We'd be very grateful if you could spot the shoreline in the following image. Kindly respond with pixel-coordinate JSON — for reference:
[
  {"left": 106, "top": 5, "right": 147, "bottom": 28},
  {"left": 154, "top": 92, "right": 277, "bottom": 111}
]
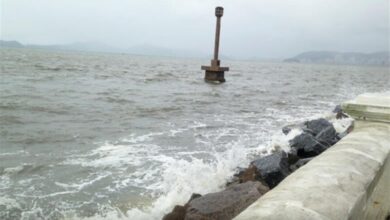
[{"left": 163, "top": 105, "right": 354, "bottom": 219}]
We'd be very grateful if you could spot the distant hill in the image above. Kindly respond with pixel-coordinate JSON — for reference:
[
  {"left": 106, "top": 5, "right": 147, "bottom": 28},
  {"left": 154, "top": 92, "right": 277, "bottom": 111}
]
[
  {"left": 0, "top": 40, "right": 210, "bottom": 59},
  {"left": 0, "top": 40, "right": 24, "bottom": 48},
  {"left": 1, "top": 40, "right": 116, "bottom": 52},
  {"left": 284, "top": 51, "right": 389, "bottom": 66},
  {"left": 3, "top": 40, "right": 387, "bottom": 64},
  {"left": 26, "top": 41, "right": 119, "bottom": 53}
]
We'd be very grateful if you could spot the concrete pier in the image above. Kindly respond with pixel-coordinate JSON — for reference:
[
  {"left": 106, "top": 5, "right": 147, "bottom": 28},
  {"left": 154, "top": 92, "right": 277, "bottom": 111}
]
[{"left": 235, "top": 92, "right": 390, "bottom": 220}]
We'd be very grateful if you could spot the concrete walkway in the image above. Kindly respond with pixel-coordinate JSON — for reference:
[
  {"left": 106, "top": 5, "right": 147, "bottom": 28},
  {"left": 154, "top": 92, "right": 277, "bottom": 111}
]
[{"left": 235, "top": 92, "right": 390, "bottom": 220}]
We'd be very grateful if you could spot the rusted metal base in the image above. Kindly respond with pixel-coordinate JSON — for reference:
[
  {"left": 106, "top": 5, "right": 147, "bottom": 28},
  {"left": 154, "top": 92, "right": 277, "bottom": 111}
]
[
  {"left": 201, "top": 64, "right": 229, "bottom": 83},
  {"left": 204, "top": 70, "right": 226, "bottom": 83}
]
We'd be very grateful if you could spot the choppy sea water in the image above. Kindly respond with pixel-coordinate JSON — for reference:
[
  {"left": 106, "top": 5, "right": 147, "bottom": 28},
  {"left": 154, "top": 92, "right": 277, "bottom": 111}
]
[{"left": 0, "top": 48, "right": 389, "bottom": 219}]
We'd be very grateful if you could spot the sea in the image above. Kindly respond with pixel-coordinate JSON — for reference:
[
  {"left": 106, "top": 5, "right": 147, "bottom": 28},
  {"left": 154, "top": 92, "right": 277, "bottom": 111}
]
[{"left": 0, "top": 48, "right": 389, "bottom": 220}]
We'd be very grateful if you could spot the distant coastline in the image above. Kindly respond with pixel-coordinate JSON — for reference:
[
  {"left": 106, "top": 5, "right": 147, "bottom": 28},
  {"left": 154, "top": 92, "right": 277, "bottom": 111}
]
[
  {"left": 1, "top": 40, "right": 389, "bottom": 66},
  {"left": 284, "top": 51, "right": 389, "bottom": 66},
  {"left": 0, "top": 40, "right": 211, "bottom": 59}
]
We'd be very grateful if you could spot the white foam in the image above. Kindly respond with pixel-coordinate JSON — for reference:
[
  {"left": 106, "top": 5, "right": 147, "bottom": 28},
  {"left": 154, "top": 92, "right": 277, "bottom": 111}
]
[
  {"left": 65, "top": 126, "right": 260, "bottom": 219},
  {"left": 53, "top": 112, "right": 340, "bottom": 219},
  {"left": 54, "top": 173, "right": 111, "bottom": 192},
  {"left": 330, "top": 117, "right": 354, "bottom": 134},
  {"left": 0, "top": 197, "right": 22, "bottom": 210},
  {"left": 63, "top": 142, "right": 161, "bottom": 168},
  {"left": 3, "top": 165, "right": 26, "bottom": 175},
  {"left": 0, "top": 150, "right": 27, "bottom": 156},
  {"left": 124, "top": 140, "right": 252, "bottom": 219},
  {"left": 121, "top": 132, "right": 164, "bottom": 144},
  {"left": 267, "top": 128, "right": 302, "bottom": 154}
]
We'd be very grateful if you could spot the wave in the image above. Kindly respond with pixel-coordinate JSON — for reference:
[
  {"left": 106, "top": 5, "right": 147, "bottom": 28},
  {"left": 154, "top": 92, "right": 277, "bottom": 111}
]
[
  {"left": 33, "top": 64, "right": 86, "bottom": 72},
  {"left": 0, "top": 164, "right": 46, "bottom": 176},
  {"left": 58, "top": 118, "right": 300, "bottom": 219},
  {"left": 0, "top": 115, "right": 24, "bottom": 125}
]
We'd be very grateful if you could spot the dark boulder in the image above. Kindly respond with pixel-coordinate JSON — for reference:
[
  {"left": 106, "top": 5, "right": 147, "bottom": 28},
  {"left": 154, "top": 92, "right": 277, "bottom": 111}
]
[
  {"left": 290, "top": 157, "right": 314, "bottom": 172},
  {"left": 315, "top": 125, "right": 337, "bottom": 146},
  {"left": 290, "top": 132, "right": 317, "bottom": 150},
  {"left": 163, "top": 205, "right": 187, "bottom": 220},
  {"left": 333, "top": 105, "right": 348, "bottom": 119},
  {"left": 251, "top": 152, "right": 290, "bottom": 188},
  {"left": 337, "top": 131, "right": 348, "bottom": 139},
  {"left": 235, "top": 165, "right": 257, "bottom": 183},
  {"left": 185, "top": 181, "right": 268, "bottom": 220},
  {"left": 282, "top": 121, "right": 307, "bottom": 135},
  {"left": 304, "top": 118, "right": 333, "bottom": 136},
  {"left": 291, "top": 118, "right": 339, "bottom": 158},
  {"left": 282, "top": 126, "right": 292, "bottom": 135},
  {"left": 163, "top": 194, "right": 202, "bottom": 220},
  {"left": 287, "top": 148, "right": 300, "bottom": 165},
  {"left": 290, "top": 133, "right": 328, "bottom": 158},
  {"left": 336, "top": 111, "right": 349, "bottom": 119},
  {"left": 233, "top": 167, "right": 248, "bottom": 178},
  {"left": 333, "top": 105, "right": 342, "bottom": 113},
  {"left": 226, "top": 165, "right": 264, "bottom": 188}
]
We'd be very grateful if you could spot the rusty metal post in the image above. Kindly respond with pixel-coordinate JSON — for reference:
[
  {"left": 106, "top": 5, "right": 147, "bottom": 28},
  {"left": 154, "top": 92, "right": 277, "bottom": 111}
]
[
  {"left": 213, "top": 8, "right": 222, "bottom": 61},
  {"left": 201, "top": 6, "right": 229, "bottom": 83}
]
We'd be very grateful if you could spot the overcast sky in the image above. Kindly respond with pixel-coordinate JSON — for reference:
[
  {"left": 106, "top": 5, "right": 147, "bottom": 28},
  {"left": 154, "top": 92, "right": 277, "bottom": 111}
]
[{"left": 1, "top": 0, "right": 389, "bottom": 58}]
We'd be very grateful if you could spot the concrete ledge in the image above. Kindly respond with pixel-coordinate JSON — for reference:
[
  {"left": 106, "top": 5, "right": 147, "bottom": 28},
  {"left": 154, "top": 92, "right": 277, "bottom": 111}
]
[
  {"left": 235, "top": 121, "right": 390, "bottom": 220},
  {"left": 342, "top": 92, "right": 390, "bottom": 123}
]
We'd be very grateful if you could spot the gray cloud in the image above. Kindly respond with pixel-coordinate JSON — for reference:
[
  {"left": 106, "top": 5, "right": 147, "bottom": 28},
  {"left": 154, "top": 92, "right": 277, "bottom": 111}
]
[{"left": 1, "top": 0, "right": 389, "bottom": 58}]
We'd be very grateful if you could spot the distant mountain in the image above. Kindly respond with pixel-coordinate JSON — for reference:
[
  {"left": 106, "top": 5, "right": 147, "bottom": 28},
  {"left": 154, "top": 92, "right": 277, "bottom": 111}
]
[
  {"left": 26, "top": 42, "right": 118, "bottom": 53},
  {"left": 1, "top": 40, "right": 118, "bottom": 53},
  {"left": 0, "top": 40, "right": 209, "bottom": 59},
  {"left": 0, "top": 40, "right": 24, "bottom": 48},
  {"left": 284, "top": 51, "right": 389, "bottom": 66},
  {"left": 5, "top": 40, "right": 386, "bottom": 64}
]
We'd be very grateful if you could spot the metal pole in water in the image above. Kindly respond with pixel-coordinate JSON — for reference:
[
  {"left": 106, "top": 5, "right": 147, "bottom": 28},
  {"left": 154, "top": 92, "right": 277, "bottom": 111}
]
[
  {"left": 213, "top": 7, "right": 222, "bottom": 62},
  {"left": 201, "top": 6, "right": 229, "bottom": 83}
]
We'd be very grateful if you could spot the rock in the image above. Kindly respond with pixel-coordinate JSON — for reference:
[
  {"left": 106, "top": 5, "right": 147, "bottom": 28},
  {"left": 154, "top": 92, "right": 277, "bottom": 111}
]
[
  {"left": 233, "top": 167, "right": 247, "bottom": 177},
  {"left": 315, "top": 125, "right": 337, "bottom": 146},
  {"left": 336, "top": 111, "right": 348, "bottom": 119},
  {"left": 290, "top": 157, "right": 314, "bottom": 172},
  {"left": 337, "top": 131, "right": 348, "bottom": 140},
  {"left": 291, "top": 119, "right": 338, "bottom": 158},
  {"left": 282, "top": 126, "right": 292, "bottom": 135},
  {"left": 290, "top": 133, "right": 317, "bottom": 150},
  {"left": 335, "top": 133, "right": 344, "bottom": 140},
  {"left": 333, "top": 105, "right": 342, "bottom": 113},
  {"left": 236, "top": 165, "right": 257, "bottom": 183},
  {"left": 163, "top": 205, "right": 187, "bottom": 220},
  {"left": 226, "top": 166, "right": 261, "bottom": 187},
  {"left": 333, "top": 105, "right": 348, "bottom": 119},
  {"left": 337, "top": 122, "right": 354, "bottom": 139},
  {"left": 251, "top": 152, "right": 290, "bottom": 188},
  {"left": 225, "top": 176, "right": 240, "bottom": 187},
  {"left": 304, "top": 118, "right": 333, "bottom": 136},
  {"left": 287, "top": 148, "right": 300, "bottom": 165},
  {"left": 290, "top": 133, "right": 328, "bottom": 158},
  {"left": 282, "top": 122, "right": 308, "bottom": 135},
  {"left": 163, "top": 194, "right": 202, "bottom": 220},
  {"left": 185, "top": 181, "right": 268, "bottom": 220}
]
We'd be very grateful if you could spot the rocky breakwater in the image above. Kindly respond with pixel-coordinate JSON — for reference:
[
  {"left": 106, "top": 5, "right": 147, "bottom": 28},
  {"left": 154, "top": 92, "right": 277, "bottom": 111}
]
[{"left": 163, "top": 106, "right": 353, "bottom": 220}]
